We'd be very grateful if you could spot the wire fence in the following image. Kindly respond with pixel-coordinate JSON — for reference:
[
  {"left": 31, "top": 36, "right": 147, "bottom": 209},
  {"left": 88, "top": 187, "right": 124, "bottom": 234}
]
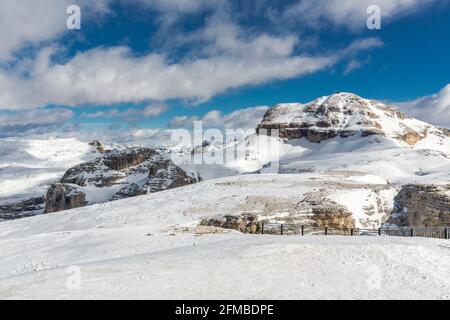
[{"left": 261, "top": 223, "right": 450, "bottom": 240}]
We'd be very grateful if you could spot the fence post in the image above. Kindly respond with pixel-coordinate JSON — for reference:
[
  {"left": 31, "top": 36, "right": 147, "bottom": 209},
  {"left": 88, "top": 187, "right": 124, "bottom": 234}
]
[
  {"left": 410, "top": 228, "right": 414, "bottom": 237},
  {"left": 261, "top": 222, "right": 264, "bottom": 235},
  {"left": 445, "top": 227, "right": 448, "bottom": 240},
  {"left": 378, "top": 228, "right": 381, "bottom": 236},
  {"left": 325, "top": 227, "right": 328, "bottom": 236},
  {"left": 351, "top": 229, "right": 354, "bottom": 236},
  {"left": 281, "top": 224, "right": 284, "bottom": 235},
  {"left": 301, "top": 225, "right": 304, "bottom": 236}
]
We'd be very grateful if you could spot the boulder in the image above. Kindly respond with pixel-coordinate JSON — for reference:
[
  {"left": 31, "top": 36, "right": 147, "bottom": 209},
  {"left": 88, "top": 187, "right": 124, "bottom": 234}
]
[{"left": 44, "top": 183, "right": 87, "bottom": 213}]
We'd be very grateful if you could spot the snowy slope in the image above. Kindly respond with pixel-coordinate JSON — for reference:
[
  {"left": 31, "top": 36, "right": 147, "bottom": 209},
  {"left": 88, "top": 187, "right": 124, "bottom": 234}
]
[
  {"left": 0, "top": 138, "right": 99, "bottom": 205},
  {"left": 0, "top": 176, "right": 448, "bottom": 299},
  {"left": 200, "top": 93, "right": 450, "bottom": 187}
]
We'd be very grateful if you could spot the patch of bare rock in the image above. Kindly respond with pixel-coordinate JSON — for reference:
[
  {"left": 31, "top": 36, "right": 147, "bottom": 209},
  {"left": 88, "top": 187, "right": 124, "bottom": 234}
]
[{"left": 388, "top": 184, "right": 450, "bottom": 227}]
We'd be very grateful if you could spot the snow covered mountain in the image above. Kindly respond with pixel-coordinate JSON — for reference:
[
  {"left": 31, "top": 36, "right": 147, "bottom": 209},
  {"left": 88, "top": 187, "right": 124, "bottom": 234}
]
[
  {"left": 257, "top": 92, "right": 450, "bottom": 150},
  {"left": 0, "top": 138, "right": 101, "bottom": 220},
  {"left": 174, "top": 93, "right": 450, "bottom": 228},
  {"left": 0, "top": 140, "right": 196, "bottom": 219},
  {"left": 44, "top": 147, "right": 196, "bottom": 213},
  {"left": 217, "top": 93, "right": 450, "bottom": 185}
]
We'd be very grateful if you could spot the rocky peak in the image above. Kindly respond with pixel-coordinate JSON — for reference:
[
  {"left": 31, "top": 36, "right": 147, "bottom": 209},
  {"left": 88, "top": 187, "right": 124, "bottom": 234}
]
[
  {"left": 88, "top": 140, "right": 105, "bottom": 153},
  {"left": 44, "top": 147, "right": 196, "bottom": 214},
  {"left": 256, "top": 92, "right": 443, "bottom": 145}
]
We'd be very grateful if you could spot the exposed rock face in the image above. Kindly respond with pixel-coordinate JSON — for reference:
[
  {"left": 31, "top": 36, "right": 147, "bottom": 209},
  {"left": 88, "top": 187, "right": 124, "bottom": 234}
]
[
  {"left": 111, "top": 158, "right": 196, "bottom": 200},
  {"left": 400, "top": 131, "right": 423, "bottom": 146},
  {"left": 201, "top": 193, "right": 356, "bottom": 234},
  {"left": 201, "top": 214, "right": 263, "bottom": 234},
  {"left": 298, "top": 192, "right": 356, "bottom": 229},
  {"left": 0, "top": 197, "right": 45, "bottom": 220},
  {"left": 44, "top": 147, "right": 196, "bottom": 214},
  {"left": 256, "top": 92, "right": 433, "bottom": 145},
  {"left": 388, "top": 184, "right": 450, "bottom": 227},
  {"left": 89, "top": 140, "right": 105, "bottom": 153},
  {"left": 59, "top": 148, "right": 158, "bottom": 188},
  {"left": 146, "top": 159, "right": 196, "bottom": 192},
  {"left": 44, "top": 184, "right": 87, "bottom": 213},
  {"left": 310, "top": 206, "right": 355, "bottom": 229},
  {"left": 103, "top": 148, "right": 156, "bottom": 171}
]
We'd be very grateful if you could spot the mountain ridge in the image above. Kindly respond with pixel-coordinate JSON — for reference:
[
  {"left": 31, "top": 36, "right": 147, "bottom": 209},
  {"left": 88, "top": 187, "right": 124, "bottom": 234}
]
[{"left": 257, "top": 92, "right": 450, "bottom": 150}]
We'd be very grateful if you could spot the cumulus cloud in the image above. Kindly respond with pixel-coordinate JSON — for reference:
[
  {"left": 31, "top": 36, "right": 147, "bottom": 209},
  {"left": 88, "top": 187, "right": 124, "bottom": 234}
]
[
  {"left": 134, "top": 0, "right": 224, "bottom": 19},
  {"left": 0, "top": 0, "right": 109, "bottom": 62},
  {"left": 0, "top": 0, "right": 221, "bottom": 62},
  {"left": 0, "top": 35, "right": 384, "bottom": 110},
  {"left": 0, "top": 1, "right": 395, "bottom": 111},
  {"left": 134, "top": 0, "right": 223, "bottom": 13},
  {"left": 81, "top": 104, "right": 168, "bottom": 119},
  {"left": 284, "top": 0, "right": 439, "bottom": 30},
  {"left": 396, "top": 84, "right": 450, "bottom": 128},
  {"left": 169, "top": 106, "right": 269, "bottom": 129},
  {"left": 0, "top": 108, "right": 74, "bottom": 137}
]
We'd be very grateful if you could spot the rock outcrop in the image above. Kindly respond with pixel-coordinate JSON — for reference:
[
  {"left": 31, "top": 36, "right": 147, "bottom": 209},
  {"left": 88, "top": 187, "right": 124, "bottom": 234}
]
[
  {"left": 200, "top": 193, "right": 356, "bottom": 234},
  {"left": 310, "top": 205, "right": 355, "bottom": 229},
  {"left": 388, "top": 184, "right": 450, "bottom": 227},
  {"left": 44, "top": 147, "right": 196, "bottom": 213},
  {"left": 0, "top": 197, "right": 45, "bottom": 220},
  {"left": 88, "top": 140, "right": 105, "bottom": 153},
  {"left": 201, "top": 214, "right": 263, "bottom": 234},
  {"left": 44, "top": 184, "right": 87, "bottom": 213}
]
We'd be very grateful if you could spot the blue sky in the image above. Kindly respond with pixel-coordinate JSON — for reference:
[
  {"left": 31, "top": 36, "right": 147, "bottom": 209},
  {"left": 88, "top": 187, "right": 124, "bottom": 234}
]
[{"left": 0, "top": 0, "right": 449, "bottom": 138}]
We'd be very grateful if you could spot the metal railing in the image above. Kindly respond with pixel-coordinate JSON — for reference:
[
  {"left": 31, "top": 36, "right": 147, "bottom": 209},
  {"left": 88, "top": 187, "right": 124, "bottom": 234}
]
[{"left": 260, "top": 223, "right": 450, "bottom": 240}]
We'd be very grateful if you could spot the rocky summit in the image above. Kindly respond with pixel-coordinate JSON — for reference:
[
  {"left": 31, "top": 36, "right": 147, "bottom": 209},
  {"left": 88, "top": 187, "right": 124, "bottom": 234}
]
[
  {"left": 257, "top": 92, "right": 449, "bottom": 146},
  {"left": 44, "top": 147, "right": 196, "bottom": 213}
]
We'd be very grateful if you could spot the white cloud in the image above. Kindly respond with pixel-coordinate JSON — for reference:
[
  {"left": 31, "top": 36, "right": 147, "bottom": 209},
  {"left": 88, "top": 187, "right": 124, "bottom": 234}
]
[
  {"left": 134, "top": 0, "right": 223, "bottom": 12},
  {"left": 0, "top": 44, "right": 333, "bottom": 109},
  {"left": 81, "top": 109, "right": 120, "bottom": 119},
  {"left": 0, "top": 1, "right": 388, "bottom": 110},
  {"left": 135, "top": 0, "right": 224, "bottom": 14},
  {"left": 0, "top": 0, "right": 109, "bottom": 62},
  {"left": 169, "top": 106, "right": 269, "bottom": 129},
  {"left": 0, "top": 108, "right": 74, "bottom": 137},
  {"left": 81, "top": 104, "right": 168, "bottom": 119},
  {"left": 0, "top": 34, "right": 383, "bottom": 110},
  {"left": 396, "top": 84, "right": 450, "bottom": 128},
  {"left": 143, "top": 104, "right": 168, "bottom": 117},
  {"left": 285, "top": 0, "right": 439, "bottom": 30},
  {"left": 0, "top": 0, "right": 222, "bottom": 62}
]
